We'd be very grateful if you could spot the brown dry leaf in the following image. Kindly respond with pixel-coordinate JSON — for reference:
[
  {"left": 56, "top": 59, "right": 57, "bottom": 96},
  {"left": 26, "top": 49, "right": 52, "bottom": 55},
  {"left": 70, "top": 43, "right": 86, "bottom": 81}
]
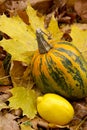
[
  {"left": 28, "top": 116, "right": 69, "bottom": 129},
  {"left": 30, "top": 0, "right": 68, "bottom": 15},
  {"left": 0, "top": 46, "right": 11, "bottom": 85},
  {"left": 67, "top": 0, "right": 76, "bottom": 6},
  {"left": 0, "top": 0, "right": 29, "bottom": 15},
  {"left": 54, "top": 1, "right": 76, "bottom": 25},
  {"left": 29, "top": 0, "right": 52, "bottom": 14},
  {"left": 0, "top": 91, "right": 12, "bottom": 102},
  {"left": 61, "top": 33, "right": 72, "bottom": 42},
  {"left": 0, "top": 100, "right": 9, "bottom": 110},
  {"left": 17, "top": 10, "right": 29, "bottom": 25},
  {"left": 0, "top": 111, "right": 20, "bottom": 130},
  {"left": 69, "top": 98, "right": 87, "bottom": 130},
  {"left": 53, "top": 0, "right": 68, "bottom": 7},
  {"left": 10, "top": 60, "right": 27, "bottom": 86},
  {"left": 74, "top": 0, "right": 87, "bottom": 22},
  {"left": 73, "top": 102, "right": 87, "bottom": 119},
  {"left": 76, "top": 23, "right": 87, "bottom": 30},
  {"left": 30, "top": 117, "right": 49, "bottom": 129},
  {"left": 0, "top": 86, "right": 12, "bottom": 92},
  {"left": 0, "top": 0, "right": 6, "bottom": 5},
  {"left": 0, "top": 61, "right": 10, "bottom": 85}
]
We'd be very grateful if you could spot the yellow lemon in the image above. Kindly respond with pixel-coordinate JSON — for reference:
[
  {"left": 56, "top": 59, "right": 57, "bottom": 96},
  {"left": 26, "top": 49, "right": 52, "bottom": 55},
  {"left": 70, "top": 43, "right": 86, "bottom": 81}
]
[{"left": 37, "top": 93, "right": 74, "bottom": 125}]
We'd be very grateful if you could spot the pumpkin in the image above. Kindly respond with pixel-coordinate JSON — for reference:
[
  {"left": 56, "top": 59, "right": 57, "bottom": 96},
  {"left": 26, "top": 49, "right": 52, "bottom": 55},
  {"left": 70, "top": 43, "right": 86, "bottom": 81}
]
[{"left": 31, "top": 29, "right": 87, "bottom": 99}]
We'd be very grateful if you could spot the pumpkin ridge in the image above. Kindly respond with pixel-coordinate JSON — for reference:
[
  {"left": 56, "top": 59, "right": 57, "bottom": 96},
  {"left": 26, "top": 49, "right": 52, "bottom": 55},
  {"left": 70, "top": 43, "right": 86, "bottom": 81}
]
[
  {"left": 59, "top": 54, "right": 85, "bottom": 93},
  {"left": 45, "top": 54, "right": 72, "bottom": 96},
  {"left": 40, "top": 54, "right": 62, "bottom": 93},
  {"left": 53, "top": 49, "right": 86, "bottom": 94},
  {"left": 57, "top": 47, "right": 87, "bottom": 72},
  {"left": 53, "top": 47, "right": 87, "bottom": 81}
]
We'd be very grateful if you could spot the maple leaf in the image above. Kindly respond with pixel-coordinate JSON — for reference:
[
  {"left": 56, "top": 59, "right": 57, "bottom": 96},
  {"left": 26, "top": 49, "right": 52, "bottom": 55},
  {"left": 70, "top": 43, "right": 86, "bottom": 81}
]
[
  {"left": 9, "top": 86, "right": 37, "bottom": 119},
  {"left": 20, "top": 124, "right": 34, "bottom": 130},
  {"left": 0, "top": 3, "right": 62, "bottom": 65},
  {"left": 70, "top": 23, "right": 87, "bottom": 62}
]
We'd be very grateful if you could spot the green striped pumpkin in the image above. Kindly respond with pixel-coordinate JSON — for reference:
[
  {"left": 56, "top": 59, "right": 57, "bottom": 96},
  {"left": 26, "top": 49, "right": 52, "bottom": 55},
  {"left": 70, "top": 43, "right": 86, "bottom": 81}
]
[{"left": 31, "top": 29, "right": 87, "bottom": 99}]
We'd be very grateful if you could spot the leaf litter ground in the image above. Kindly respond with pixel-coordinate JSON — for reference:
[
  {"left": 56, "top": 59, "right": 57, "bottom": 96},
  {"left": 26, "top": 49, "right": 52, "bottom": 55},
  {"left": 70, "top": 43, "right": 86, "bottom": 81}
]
[{"left": 0, "top": 0, "right": 87, "bottom": 130}]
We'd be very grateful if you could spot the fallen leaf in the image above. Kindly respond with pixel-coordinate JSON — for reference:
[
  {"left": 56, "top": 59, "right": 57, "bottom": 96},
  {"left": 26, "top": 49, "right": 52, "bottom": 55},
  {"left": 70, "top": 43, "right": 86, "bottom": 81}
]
[
  {"left": 21, "top": 124, "right": 34, "bottom": 130},
  {"left": 0, "top": 91, "right": 12, "bottom": 102},
  {"left": 46, "top": 15, "right": 63, "bottom": 42},
  {"left": 0, "top": 46, "right": 11, "bottom": 85},
  {"left": 0, "top": 3, "right": 63, "bottom": 94},
  {"left": 28, "top": 116, "right": 69, "bottom": 129},
  {"left": 10, "top": 108, "right": 23, "bottom": 117},
  {"left": 73, "top": 103, "right": 87, "bottom": 119},
  {"left": 0, "top": 86, "right": 12, "bottom": 92},
  {"left": 30, "top": 117, "right": 49, "bottom": 129},
  {"left": 29, "top": 0, "right": 52, "bottom": 14},
  {"left": 5, "top": 0, "right": 28, "bottom": 16},
  {"left": 61, "top": 32, "right": 72, "bottom": 42},
  {"left": 0, "top": 61, "right": 10, "bottom": 85},
  {"left": 0, "top": 14, "right": 37, "bottom": 64},
  {"left": 0, "top": 0, "right": 6, "bottom": 5},
  {"left": 9, "top": 86, "right": 37, "bottom": 119},
  {"left": 17, "top": 10, "right": 29, "bottom": 25},
  {"left": 10, "top": 60, "right": 27, "bottom": 86},
  {"left": 70, "top": 24, "right": 87, "bottom": 62},
  {"left": 0, "top": 100, "right": 9, "bottom": 110},
  {"left": 0, "top": 3, "right": 63, "bottom": 65},
  {"left": 74, "top": 0, "right": 87, "bottom": 22},
  {"left": 10, "top": 60, "right": 35, "bottom": 88},
  {"left": 67, "top": 0, "right": 76, "bottom": 6},
  {"left": 0, "top": 111, "right": 20, "bottom": 130},
  {"left": 75, "top": 23, "right": 87, "bottom": 30}
]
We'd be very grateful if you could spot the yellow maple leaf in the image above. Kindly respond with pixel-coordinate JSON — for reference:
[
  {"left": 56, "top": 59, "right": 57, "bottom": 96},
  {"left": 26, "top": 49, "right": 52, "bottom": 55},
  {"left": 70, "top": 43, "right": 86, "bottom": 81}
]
[
  {"left": 0, "top": 14, "right": 36, "bottom": 65},
  {"left": 9, "top": 86, "right": 37, "bottom": 119},
  {"left": 21, "top": 124, "right": 34, "bottom": 130},
  {"left": 70, "top": 24, "right": 87, "bottom": 62},
  {"left": 0, "top": 3, "right": 62, "bottom": 65}
]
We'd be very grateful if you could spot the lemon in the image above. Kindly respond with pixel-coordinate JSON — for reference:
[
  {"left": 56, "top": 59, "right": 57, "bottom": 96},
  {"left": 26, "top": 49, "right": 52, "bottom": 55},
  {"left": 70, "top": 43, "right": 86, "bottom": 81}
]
[{"left": 37, "top": 93, "right": 74, "bottom": 125}]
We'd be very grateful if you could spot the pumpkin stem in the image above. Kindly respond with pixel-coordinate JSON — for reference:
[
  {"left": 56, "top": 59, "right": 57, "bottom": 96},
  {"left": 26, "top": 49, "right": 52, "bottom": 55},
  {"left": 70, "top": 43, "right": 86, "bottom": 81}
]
[{"left": 36, "top": 29, "right": 53, "bottom": 54}]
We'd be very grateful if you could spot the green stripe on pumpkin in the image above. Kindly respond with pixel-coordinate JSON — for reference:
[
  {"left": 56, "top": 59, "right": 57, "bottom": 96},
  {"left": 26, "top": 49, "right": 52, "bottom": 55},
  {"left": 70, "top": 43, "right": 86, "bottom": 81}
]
[
  {"left": 45, "top": 55, "right": 73, "bottom": 96},
  {"left": 53, "top": 50, "right": 86, "bottom": 94},
  {"left": 57, "top": 48, "right": 87, "bottom": 72}
]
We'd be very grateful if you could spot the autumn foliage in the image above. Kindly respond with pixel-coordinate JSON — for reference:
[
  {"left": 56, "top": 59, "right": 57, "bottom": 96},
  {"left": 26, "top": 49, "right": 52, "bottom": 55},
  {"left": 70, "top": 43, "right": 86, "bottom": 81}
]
[{"left": 0, "top": 0, "right": 87, "bottom": 130}]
